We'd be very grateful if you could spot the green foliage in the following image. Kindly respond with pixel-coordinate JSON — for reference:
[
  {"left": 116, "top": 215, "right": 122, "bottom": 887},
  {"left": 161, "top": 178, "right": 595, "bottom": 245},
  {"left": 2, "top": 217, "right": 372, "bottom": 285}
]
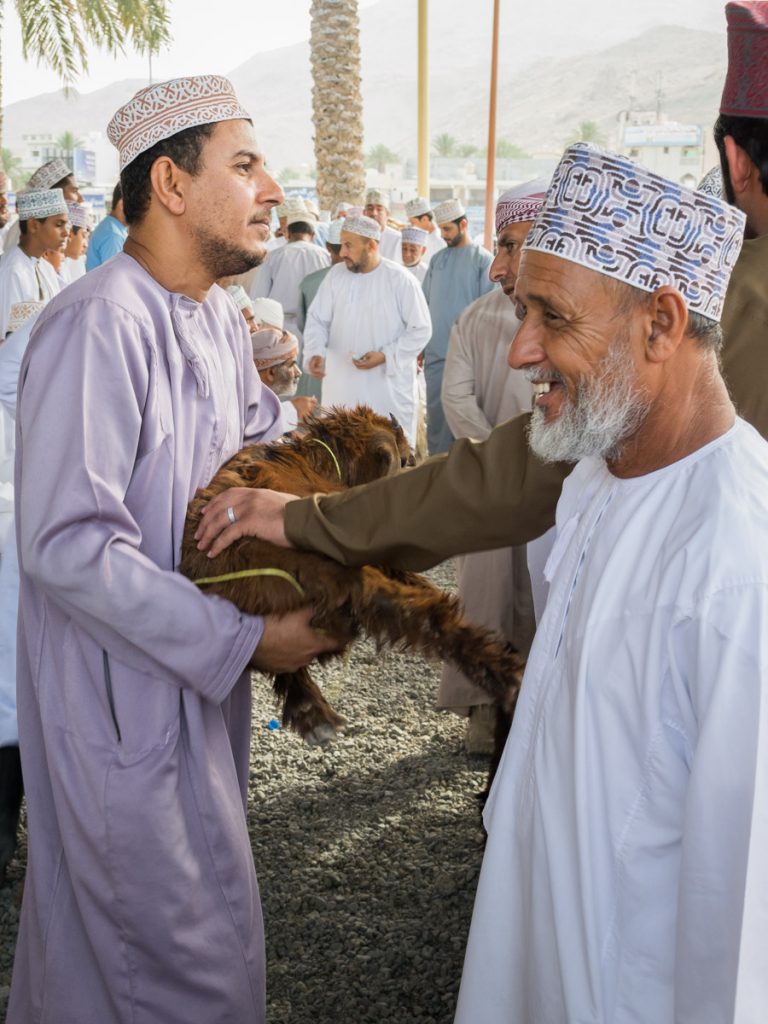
[
  {"left": 566, "top": 120, "right": 606, "bottom": 146},
  {"left": 432, "top": 133, "right": 458, "bottom": 157},
  {"left": 279, "top": 167, "right": 300, "bottom": 183},
  {"left": 1, "top": 147, "right": 25, "bottom": 181},
  {"left": 13, "top": 0, "right": 172, "bottom": 83},
  {"left": 365, "top": 143, "right": 399, "bottom": 173},
  {"left": 495, "top": 137, "right": 529, "bottom": 159},
  {"left": 478, "top": 137, "right": 530, "bottom": 159},
  {"left": 456, "top": 144, "right": 478, "bottom": 158},
  {"left": 56, "top": 130, "right": 84, "bottom": 155}
]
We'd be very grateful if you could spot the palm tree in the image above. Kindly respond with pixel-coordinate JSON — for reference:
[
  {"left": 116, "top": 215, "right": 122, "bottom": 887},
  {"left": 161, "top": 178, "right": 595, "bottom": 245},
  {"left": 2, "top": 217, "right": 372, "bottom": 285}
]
[
  {"left": 56, "top": 130, "right": 85, "bottom": 161},
  {"left": 365, "top": 143, "right": 399, "bottom": 173},
  {"left": 310, "top": 0, "right": 365, "bottom": 212},
  {"left": 566, "top": 120, "right": 606, "bottom": 147},
  {"left": 433, "top": 133, "right": 458, "bottom": 158},
  {"left": 0, "top": 0, "right": 172, "bottom": 151},
  {"left": 0, "top": 145, "right": 25, "bottom": 184}
]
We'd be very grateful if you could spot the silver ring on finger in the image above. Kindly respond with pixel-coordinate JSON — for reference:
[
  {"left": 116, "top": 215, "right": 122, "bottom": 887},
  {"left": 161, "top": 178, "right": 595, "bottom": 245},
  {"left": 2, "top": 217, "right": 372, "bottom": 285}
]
[{"left": 226, "top": 505, "right": 237, "bottom": 525}]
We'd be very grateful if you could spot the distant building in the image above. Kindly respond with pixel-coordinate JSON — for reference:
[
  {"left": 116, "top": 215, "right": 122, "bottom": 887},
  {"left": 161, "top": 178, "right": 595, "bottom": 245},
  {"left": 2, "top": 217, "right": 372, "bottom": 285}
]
[
  {"left": 617, "top": 111, "right": 705, "bottom": 187},
  {"left": 17, "top": 130, "right": 118, "bottom": 189}
]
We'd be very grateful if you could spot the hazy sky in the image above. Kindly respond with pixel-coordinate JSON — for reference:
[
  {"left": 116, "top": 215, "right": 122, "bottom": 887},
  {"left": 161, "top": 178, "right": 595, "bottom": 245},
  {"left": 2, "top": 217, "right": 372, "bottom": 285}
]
[{"left": 2, "top": 0, "right": 380, "bottom": 106}]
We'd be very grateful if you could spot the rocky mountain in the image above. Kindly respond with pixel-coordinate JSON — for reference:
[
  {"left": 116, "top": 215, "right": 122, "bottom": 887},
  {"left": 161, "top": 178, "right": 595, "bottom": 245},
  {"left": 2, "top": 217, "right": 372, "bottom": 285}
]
[{"left": 3, "top": 0, "right": 727, "bottom": 173}]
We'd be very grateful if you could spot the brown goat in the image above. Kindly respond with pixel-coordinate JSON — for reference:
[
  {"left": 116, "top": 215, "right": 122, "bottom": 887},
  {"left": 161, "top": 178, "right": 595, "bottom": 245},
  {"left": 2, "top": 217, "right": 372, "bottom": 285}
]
[{"left": 180, "top": 406, "right": 525, "bottom": 745}]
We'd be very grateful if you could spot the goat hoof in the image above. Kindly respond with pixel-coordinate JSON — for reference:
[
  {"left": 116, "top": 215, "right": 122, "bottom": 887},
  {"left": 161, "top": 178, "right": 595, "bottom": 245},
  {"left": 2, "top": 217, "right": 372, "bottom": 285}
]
[{"left": 303, "top": 721, "right": 344, "bottom": 747}]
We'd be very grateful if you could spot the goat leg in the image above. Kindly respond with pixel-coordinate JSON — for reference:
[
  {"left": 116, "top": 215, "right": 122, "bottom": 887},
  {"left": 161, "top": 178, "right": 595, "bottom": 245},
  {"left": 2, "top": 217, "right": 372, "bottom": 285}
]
[
  {"left": 272, "top": 666, "right": 347, "bottom": 746},
  {"left": 354, "top": 568, "right": 524, "bottom": 711}
]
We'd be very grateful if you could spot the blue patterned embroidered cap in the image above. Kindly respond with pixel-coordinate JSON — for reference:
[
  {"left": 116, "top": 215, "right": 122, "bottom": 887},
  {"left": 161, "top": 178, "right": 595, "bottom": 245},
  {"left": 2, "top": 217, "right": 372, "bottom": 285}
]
[
  {"left": 402, "top": 226, "right": 428, "bottom": 245},
  {"left": 523, "top": 144, "right": 746, "bottom": 322},
  {"left": 16, "top": 188, "right": 68, "bottom": 221}
]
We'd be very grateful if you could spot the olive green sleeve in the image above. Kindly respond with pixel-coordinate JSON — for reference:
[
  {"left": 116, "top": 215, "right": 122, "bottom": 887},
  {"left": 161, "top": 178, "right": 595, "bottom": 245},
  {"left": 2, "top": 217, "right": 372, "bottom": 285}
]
[{"left": 284, "top": 412, "right": 571, "bottom": 571}]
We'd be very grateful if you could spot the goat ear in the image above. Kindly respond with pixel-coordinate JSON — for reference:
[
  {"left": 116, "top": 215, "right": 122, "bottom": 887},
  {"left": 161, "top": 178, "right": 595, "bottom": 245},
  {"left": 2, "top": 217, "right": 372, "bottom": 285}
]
[{"left": 372, "top": 435, "right": 399, "bottom": 477}]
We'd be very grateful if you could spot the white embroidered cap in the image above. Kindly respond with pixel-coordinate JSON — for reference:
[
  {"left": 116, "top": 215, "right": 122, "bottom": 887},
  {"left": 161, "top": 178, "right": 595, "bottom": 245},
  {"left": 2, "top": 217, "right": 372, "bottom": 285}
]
[
  {"left": 286, "top": 210, "right": 315, "bottom": 229},
  {"left": 495, "top": 176, "right": 550, "bottom": 234},
  {"left": 27, "top": 159, "right": 72, "bottom": 191},
  {"left": 7, "top": 300, "right": 45, "bottom": 334},
  {"left": 341, "top": 214, "right": 382, "bottom": 241},
  {"left": 333, "top": 201, "right": 352, "bottom": 216},
  {"left": 405, "top": 196, "right": 432, "bottom": 217},
  {"left": 402, "top": 226, "right": 428, "bottom": 246},
  {"left": 365, "top": 189, "right": 390, "bottom": 208},
  {"left": 524, "top": 143, "right": 746, "bottom": 322},
  {"left": 326, "top": 218, "right": 344, "bottom": 245},
  {"left": 226, "top": 285, "right": 252, "bottom": 311},
  {"left": 251, "top": 296, "right": 284, "bottom": 330},
  {"left": 282, "top": 196, "right": 308, "bottom": 214},
  {"left": 17, "top": 188, "right": 68, "bottom": 221},
  {"left": 66, "top": 202, "right": 93, "bottom": 230},
  {"left": 697, "top": 166, "right": 723, "bottom": 199},
  {"left": 432, "top": 198, "right": 466, "bottom": 224},
  {"left": 107, "top": 74, "right": 252, "bottom": 171}
]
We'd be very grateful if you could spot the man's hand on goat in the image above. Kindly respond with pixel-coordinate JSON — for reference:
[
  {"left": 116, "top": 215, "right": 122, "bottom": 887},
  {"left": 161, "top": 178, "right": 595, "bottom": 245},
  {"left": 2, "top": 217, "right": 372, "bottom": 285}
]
[
  {"left": 195, "top": 487, "right": 296, "bottom": 557},
  {"left": 252, "top": 607, "right": 342, "bottom": 673}
]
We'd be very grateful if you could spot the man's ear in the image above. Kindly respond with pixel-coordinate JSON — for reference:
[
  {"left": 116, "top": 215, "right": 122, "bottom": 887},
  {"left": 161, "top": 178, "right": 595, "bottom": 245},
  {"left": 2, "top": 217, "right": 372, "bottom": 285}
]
[
  {"left": 645, "top": 287, "right": 688, "bottom": 364},
  {"left": 148, "top": 157, "right": 188, "bottom": 216},
  {"left": 723, "top": 135, "right": 755, "bottom": 196}
]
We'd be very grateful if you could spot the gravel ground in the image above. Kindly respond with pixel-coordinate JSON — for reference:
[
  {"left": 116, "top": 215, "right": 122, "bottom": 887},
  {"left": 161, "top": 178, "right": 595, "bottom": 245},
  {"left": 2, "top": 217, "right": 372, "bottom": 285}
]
[{"left": 0, "top": 562, "right": 493, "bottom": 1023}]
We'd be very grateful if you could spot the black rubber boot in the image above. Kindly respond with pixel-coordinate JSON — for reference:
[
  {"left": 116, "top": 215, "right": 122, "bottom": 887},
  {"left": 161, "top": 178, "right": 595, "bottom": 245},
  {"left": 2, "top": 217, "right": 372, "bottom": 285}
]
[{"left": 0, "top": 744, "right": 24, "bottom": 886}]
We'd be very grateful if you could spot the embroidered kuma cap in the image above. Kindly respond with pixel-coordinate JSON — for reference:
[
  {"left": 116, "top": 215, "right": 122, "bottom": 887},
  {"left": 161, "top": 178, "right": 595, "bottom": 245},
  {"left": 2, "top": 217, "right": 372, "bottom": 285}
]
[
  {"left": 495, "top": 176, "right": 550, "bottom": 234},
  {"left": 697, "top": 166, "right": 724, "bottom": 199},
  {"left": 226, "top": 285, "right": 252, "bottom": 311},
  {"left": 405, "top": 196, "right": 432, "bottom": 217},
  {"left": 342, "top": 214, "right": 382, "bottom": 241},
  {"left": 365, "top": 189, "right": 390, "bottom": 208},
  {"left": 720, "top": 1, "right": 768, "bottom": 118},
  {"left": 107, "top": 74, "right": 252, "bottom": 170},
  {"left": 326, "top": 218, "right": 345, "bottom": 245},
  {"left": 523, "top": 143, "right": 746, "bottom": 323},
  {"left": 27, "top": 158, "right": 72, "bottom": 191},
  {"left": 66, "top": 202, "right": 93, "bottom": 230},
  {"left": 432, "top": 199, "right": 466, "bottom": 224},
  {"left": 402, "top": 226, "right": 428, "bottom": 246},
  {"left": 17, "top": 188, "right": 68, "bottom": 221}
]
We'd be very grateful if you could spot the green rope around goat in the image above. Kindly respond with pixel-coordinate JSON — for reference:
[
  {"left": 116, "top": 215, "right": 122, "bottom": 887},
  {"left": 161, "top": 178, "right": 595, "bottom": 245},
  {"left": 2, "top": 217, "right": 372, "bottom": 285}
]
[
  {"left": 194, "top": 567, "right": 306, "bottom": 598},
  {"left": 309, "top": 438, "right": 342, "bottom": 480}
]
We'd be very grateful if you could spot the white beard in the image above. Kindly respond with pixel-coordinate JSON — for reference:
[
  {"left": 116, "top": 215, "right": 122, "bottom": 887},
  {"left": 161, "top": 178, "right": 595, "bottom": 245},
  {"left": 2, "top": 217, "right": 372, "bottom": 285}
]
[{"left": 527, "top": 339, "right": 651, "bottom": 464}]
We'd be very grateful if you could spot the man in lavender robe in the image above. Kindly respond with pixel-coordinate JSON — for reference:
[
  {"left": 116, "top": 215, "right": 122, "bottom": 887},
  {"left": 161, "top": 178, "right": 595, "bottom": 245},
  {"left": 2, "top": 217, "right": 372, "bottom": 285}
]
[{"left": 7, "top": 75, "right": 338, "bottom": 1024}]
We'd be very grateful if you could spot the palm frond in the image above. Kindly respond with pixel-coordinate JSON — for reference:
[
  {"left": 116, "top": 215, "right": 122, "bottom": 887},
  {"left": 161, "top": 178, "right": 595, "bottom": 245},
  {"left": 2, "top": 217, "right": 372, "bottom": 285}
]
[
  {"left": 74, "top": 0, "right": 124, "bottom": 54},
  {"left": 115, "top": 0, "right": 171, "bottom": 54},
  {"left": 15, "top": 0, "right": 88, "bottom": 81}
]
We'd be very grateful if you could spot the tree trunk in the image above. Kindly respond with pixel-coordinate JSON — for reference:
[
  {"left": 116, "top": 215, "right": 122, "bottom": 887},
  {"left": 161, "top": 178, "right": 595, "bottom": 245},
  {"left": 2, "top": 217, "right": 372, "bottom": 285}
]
[{"left": 310, "top": 0, "right": 366, "bottom": 214}]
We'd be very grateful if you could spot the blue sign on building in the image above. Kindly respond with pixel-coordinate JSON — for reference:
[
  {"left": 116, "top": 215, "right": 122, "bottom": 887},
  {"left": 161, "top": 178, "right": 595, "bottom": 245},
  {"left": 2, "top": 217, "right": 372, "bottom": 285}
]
[{"left": 73, "top": 149, "right": 97, "bottom": 184}]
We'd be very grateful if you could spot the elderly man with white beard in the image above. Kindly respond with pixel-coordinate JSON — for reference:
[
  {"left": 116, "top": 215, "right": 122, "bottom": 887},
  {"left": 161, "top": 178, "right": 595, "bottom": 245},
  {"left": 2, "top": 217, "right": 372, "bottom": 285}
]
[
  {"left": 452, "top": 144, "right": 768, "bottom": 1024},
  {"left": 197, "top": 144, "right": 768, "bottom": 1024},
  {"left": 251, "top": 325, "right": 314, "bottom": 429}
]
